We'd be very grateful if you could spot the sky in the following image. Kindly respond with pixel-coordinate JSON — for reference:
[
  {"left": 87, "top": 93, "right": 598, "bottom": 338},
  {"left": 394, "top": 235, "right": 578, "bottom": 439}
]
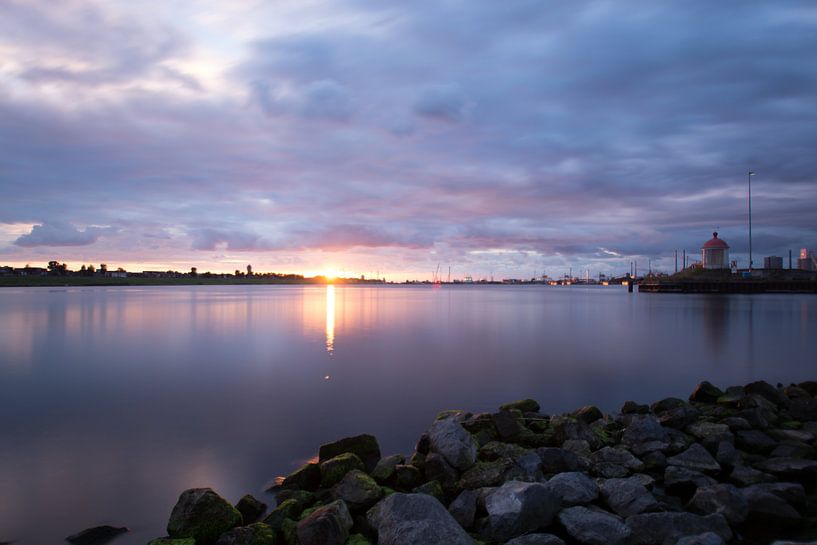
[{"left": 1, "top": 0, "right": 816, "bottom": 280}]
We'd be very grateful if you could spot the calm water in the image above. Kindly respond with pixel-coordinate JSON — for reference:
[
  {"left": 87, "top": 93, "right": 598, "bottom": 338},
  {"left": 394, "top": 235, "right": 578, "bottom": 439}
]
[{"left": 0, "top": 285, "right": 815, "bottom": 543}]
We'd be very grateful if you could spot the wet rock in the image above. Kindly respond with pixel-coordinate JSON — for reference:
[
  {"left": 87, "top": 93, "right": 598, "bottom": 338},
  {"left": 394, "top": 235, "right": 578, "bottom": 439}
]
[
  {"left": 371, "top": 454, "right": 405, "bottom": 483},
  {"left": 297, "top": 500, "right": 353, "bottom": 545},
  {"left": 483, "top": 481, "right": 560, "bottom": 541},
  {"left": 690, "top": 382, "right": 724, "bottom": 403},
  {"left": 500, "top": 399, "right": 541, "bottom": 413},
  {"left": 600, "top": 477, "right": 659, "bottom": 517},
  {"left": 687, "top": 484, "right": 748, "bottom": 525},
  {"left": 66, "top": 525, "right": 128, "bottom": 545},
  {"left": 626, "top": 512, "right": 732, "bottom": 545},
  {"left": 167, "top": 488, "right": 242, "bottom": 545},
  {"left": 728, "top": 464, "right": 776, "bottom": 487},
  {"left": 320, "top": 453, "right": 365, "bottom": 488},
  {"left": 574, "top": 405, "right": 604, "bottom": 425},
  {"left": 558, "top": 506, "right": 631, "bottom": 545},
  {"left": 675, "top": 533, "right": 724, "bottom": 545},
  {"left": 235, "top": 495, "right": 266, "bottom": 525},
  {"left": 214, "top": 523, "right": 275, "bottom": 545},
  {"left": 333, "top": 469, "right": 382, "bottom": 510},
  {"left": 736, "top": 430, "right": 777, "bottom": 454},
  {"left": 367, "top": 493, "right": 475, "bottom": 545},
  {"left": 745, "top": 381, "right": 788, "bottom": 407},
  {"left": 742, "top": 486, "right": 803, "bottom": 525},
  {"left": 428, "top": 416, "right": 478, "bottom": 471},
  {"left": 623, "top": 415, "right": 670, "bottom": 455},
  {"left": 666, "top": 444, "right": 720, "bottom": 473},
  {"left": 548, "top": 471, "right": 599, "bottom": 506},
  {"left": 448, "top": 489, "right": 479, "bottom": 529},
  {"left": 505, "top": 534, "right": 566, "bottom": 545},
  {"left": 538, "top": 447, "right": 580, "bottom": 473},
  {"left": 319, "top": 434, "right": 381, "bottom": 472},
  {"left": 280, "top": 462, "right": 321, "bottom": 492}
]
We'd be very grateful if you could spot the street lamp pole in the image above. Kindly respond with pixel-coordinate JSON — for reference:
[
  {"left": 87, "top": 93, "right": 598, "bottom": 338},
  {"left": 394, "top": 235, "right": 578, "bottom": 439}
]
[{"left": 748, "top": 170, "right": 755, "bottom": 272}]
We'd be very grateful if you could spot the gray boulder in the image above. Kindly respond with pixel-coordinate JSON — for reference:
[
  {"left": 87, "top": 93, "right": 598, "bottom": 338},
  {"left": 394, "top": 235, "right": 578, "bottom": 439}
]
[
  {"left": 742, "top": 486, "right": 803, "bottom": 525},
  {"left": 675, "top": 533, "right": 724, "bottom": 545},
  {"left": 558, "top": 506, "right": 631, "bottom": 545},
  {"left": 367, "top": 493, "right": 475, "bottom": 545},
  {"left": 297, "top": 500, "right": 353, "bottom": 545},
  {"left": 664, "top": 466, "right": 717, "bottom": 492},
  {"left": 235, "top": 494, "right": 266, "bottom": 525},
  {"left": 755, "top": 457, "right": 817, "bottom": 482},
  {"left": 747, "top": 482, "right": 806, "bottom": 507},
  {"left": 505, "top": 534, "right": 566, "bottom": 545},
  {"left": 687, "top": 484, "right": 748, "bottom": 525},
  {"left": 689, "top": 381, "right": 724, "bottom": 403},
  {"left": 483, "top": 481, "right": 560, "bottom": 541},
  {"left": 626, "top": 512, "right": 732, "bottom": 545},
  {"left": 538, "top": 447, "right": 580, "bottom": 473},
  {"left": 167, "top": 488, "right": 242, "bottom": 545},
  {"left": 728, "top": 464, "right": 775, "bottom": 487},
  {"left": 448, "top": 489, "right": 479, "bottom": 529},
  {"left": 371, "top": 454, "right": 405, "bottom": 483},
  {"left": 332, "top": 469, "right": 382, "bottom": 510},
  {"left": 429, "top": 416, "right": 478, "bottom": 471},
  {"left": 319, "top": 434, "right": 381, "bottom": 472},
  {"left": 666, "top": 444, "right": 720, "bottom": 473},
  {"left": 214, "top": 523, "right": 275, "bottom": 545},
  {"left": 591, "top": 447, "right": 645, "bottom": 471},
  {"left": 623, "top": 415, "right": 670, "bottom": 455},
  {"left": 600, "top": 477, "right": 659, "bottom": 517},
  {"left": 548, "top": 472, "right": 599, "bottom": 506}
]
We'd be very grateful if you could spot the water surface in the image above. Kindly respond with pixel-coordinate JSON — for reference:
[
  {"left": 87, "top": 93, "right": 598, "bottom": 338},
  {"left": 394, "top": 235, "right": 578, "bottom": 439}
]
[{"left": 0, "top": 285, "right": 815, "bottom": 543}]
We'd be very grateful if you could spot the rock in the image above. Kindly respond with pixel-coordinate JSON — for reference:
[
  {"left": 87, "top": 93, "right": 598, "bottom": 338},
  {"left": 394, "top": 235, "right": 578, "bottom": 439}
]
[
  {"left": 537, "top": 447, "right": 580, "bottom": 473},
  {"left": 642, "top": 451, "right": 668, "bottom": 472},
  {"left": 798, "top": 380, "right": 817, "bottom": 395},
  {"left": 458, "top": 460, "right": 508, "bottom": 489},
  {"left": 687, "top": 484, "right": 748, "bottom": 525},
  {"left": 345, "top": 534, "right": 372, "bottom": 545},
  {"left": 367, "top": 493, "right": 475, "bottom": 545},
  {"left": 789, "top": 397, "right": 817, "bottom": 421},
  {"left": 736, "top": 408, "right": 770, "bottom": 429},
  {"left": 575, "top": 405, "right": 604, "bottom": 424},
  {"left": 747, "top": 482, "right": 806, "bottom": 507},
  {"left": 504, "top": 451, "right": 544, "bottom": 482},
  {"left": 235, "top": 495, "right": 267, "bottom": 525},
  {"left": 493, "top": 410, "right": 525, "bottom": 441},
  {"left": 483, "top": 481, "right": 560, "bottom": 541},
  {"left": 320, "top": 453, "right": 365, "bottom": 488},
  {"left": 591, "top": 446, "right": 645, "bottom": 471},
  {"left": 728, "top": 464, "right": 776, "bottom": 487},
  {"left": 281, "top": 463, "right": 321, "bottom": 491},
  {"left": 721, "top": 417, "right": 752, "bottom": 431},
  {"left": 296, "top": 500, "right": 353, "bottom": 545},
  {"left": 664, "top": 466, "right": 717, "bottom": 495},
  {"left": 548, "top": 471, "right": 599, "bottom": 506},
  {"left": 736, "top": 430, "right": 777, "bottom": 454},
  {"left": 428, "top": 416, "right": 478, "bottom": 471},
  {"left": 558, "top": 506, "right": 631, "bottom": 545},
  {"left": 262, "top": 498, "right": 303, "bottom": 530},
  {"left": 147, "top": 539, "right": 196, "bottom": 545},
  {"left": 66, "top": 525, "right": 128, "bottom": 545},
  {"left": 675, "top": 533, "right": 724, "bottom": 545},
  {"left": 621, "top": 401, "right": 650, "bottom": 414},
  {"left": 505, "top": 534, "right": 566, "bottom": 545},
  {"left": 600, "top": 477, "right": 659, "bottom": 517},
  {"left": 593, "top": 462, "right": 631, "bottom": 478},
  {"left": 666, "top": 444, "right": 720, "bottom": 473},
  {"left": 754, "top": 457, "right": 817, "bottom": 482},
  {"left": 742, "top": 486, "right": 802, "bottom": 525},
  {"left": 626, "top": 512, "right": 732, "bottom": 545},
  {"left": 686, "top": 422, "right": 731, "bottom": 442},
  {"left": 745, "top": 381, "right": 788, "bottom": 406},
  {"left": 480, "top": 441, "right": 529, "bottom": 461},
  {"left": 716, "top": 386, "right": 746, "bottom": 406},
  {"left": 424, "top": 452, "right": 459, "bottom": 490},
  {"left": 391, "top": 464, "right": 422, "bottom": 490},
  {"left": 767, "top": 428, "right": 815, "bottom": 443},
  {"left": 448, "top": 489, "right": 479, "bottom": 529},
  {"left": 714, "top": 441, "right": 739, "bottom": 469},
  {"left": 770, "top": 442, "right": 817, "bottom": 459},
  {"left": 371, "top": 454, "right": 405, "bottom": 483},
  {"left": 333, "top": 469, "right": 382, "bottom": 510},
  {"left": 622, "top": 415, "right": 670, "bottom": 455},
  {"left": 500, "top": 399, "right": 541, "bottom": 413},
  {"left": 690, "top": 382, "right": 724, "bottom": 403},
  {"left": 563, "top": 439, "right": 592, "bottom": 456},
  {"left": 413, "top": 480, "right": 444, "bottom": 501},
  {"left": 167, "top": 488, "right": 242, "bottom": 545},
  {"left": 652, "top": 397, "right": 689, "bottom": 413},
  {"left": 319, "top": 434, "right": 381, "bottom": 472},
  {"left": 660, "top": 407, "right": 702, "bottom": 430},
  {"left": 214, "top": 523, "right": 275, "bottom": 545}
]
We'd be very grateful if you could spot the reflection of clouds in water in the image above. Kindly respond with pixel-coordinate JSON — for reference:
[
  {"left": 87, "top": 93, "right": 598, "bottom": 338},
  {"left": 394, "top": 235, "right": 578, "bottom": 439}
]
[
  {"left": 326, "top": 285, "right": 335, "bottom": 355},
  {"left": 702, "top": 296, "right": 729, "bottom": 357}
]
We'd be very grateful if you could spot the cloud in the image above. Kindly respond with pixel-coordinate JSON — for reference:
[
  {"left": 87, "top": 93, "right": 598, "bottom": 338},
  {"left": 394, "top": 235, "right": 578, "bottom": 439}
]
[
  {"left": 14, "top": 222, "right": 109, "bottom": 247},
  {"left": 413, "top": 84, "right": 471, "bottom": 122}
]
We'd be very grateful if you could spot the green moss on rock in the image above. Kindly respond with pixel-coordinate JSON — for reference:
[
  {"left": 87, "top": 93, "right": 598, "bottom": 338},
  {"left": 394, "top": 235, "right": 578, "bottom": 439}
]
[
  {"left": 167, "top": 488, "right": 243, "bottom": 545},
  {"left": 320, "top": 453, "right": 365, "bottom": 488},
  {"left": 499, "top": 399, "right": 540, "bottom": 413}
]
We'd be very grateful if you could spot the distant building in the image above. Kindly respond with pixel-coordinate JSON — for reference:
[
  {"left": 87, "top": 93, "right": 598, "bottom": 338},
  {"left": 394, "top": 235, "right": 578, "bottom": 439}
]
[
  {"left": 763, "top": 256, "right": 783, "bottom": 270},
  {"left": 701, "top": 232, "right": 730, "bottom": 269},
  {"left": 799, "top": 248, "right": 817, "bottom": 271}
]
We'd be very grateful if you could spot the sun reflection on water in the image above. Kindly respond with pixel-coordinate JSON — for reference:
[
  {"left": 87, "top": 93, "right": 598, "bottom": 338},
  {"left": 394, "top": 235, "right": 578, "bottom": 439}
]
[{"left": 325, "top": 285, "right": 335, "bottom": 355}]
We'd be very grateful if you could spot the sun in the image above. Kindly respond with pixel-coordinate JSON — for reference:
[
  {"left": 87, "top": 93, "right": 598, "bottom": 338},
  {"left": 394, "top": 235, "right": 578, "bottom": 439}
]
[{"left": 322, "top": 269, "right": 340, "bottom": 281}]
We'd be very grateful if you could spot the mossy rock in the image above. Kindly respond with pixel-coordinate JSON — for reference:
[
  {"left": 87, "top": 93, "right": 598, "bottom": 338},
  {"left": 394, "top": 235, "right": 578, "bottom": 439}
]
[
  {"left": 263, "top": 498, "right": 304, "bottom": 530},
  {"left": 499, "top": 399, "right": 541, "bottom": 413},
  {"left": 320, "top": 452, "right": 365, "bottom": 488},
  {"left": 275, "top": 489, "right": 314, "bottom": 510},
  {"left": 461, "top": 413, "right": 497, "bottom": 435},
  {"left": 371, "top": 454, "right": 405, "bottom": 483},
  {"left": 319, "top": 434, "right": 381, "bottom": 472},
  {"left": 574, "top": 405, "right": 604, "bottom": 424},
  {"left": 332, "top": 469, "right": 382, "bottom": 510},
  {"left": 148, "top": 539, "right": 196, "bottom": 545},
  {"left": 436, "top": 409, "right": 470, "bottom": 421},
  {"left": 412, "top": 480, "right": 445, "bottom": 501},
  {"left": 280, "top": 518, "right": 297, "bottom": 545},
  {"left": 281, "top": 462, "right": 321, "bottom": 491},
  {"left": 380, "top": 486, "right": 396, "bottom": 496},
  {"left": 214, "top": 522, "right": 275, "bottom": 545},
  {"left": 391, "top": 464, "right": 422, "bottom": 490},
  {"left": 345, "top": 533, "right": 372, "bottom": 545},
  {"left": 167, "top": 488, "right": 243, "bottom": 545},
  {"left": 457, "top": 460, "right": 509, "bottom": 489},
  {"left": 478, "top": 441, "right": 528, "bottom": 462},
  {"left": 780, "top": 420, "right": 803, "bottom": 430}
]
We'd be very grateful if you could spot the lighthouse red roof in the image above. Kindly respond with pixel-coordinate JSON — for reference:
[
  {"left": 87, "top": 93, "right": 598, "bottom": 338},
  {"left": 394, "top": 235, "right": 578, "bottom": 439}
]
[{"left": 702, "top": 232, "right": 730, "bottom": 249}]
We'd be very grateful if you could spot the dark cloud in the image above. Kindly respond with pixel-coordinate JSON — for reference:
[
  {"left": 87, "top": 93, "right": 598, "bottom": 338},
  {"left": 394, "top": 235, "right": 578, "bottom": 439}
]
[{"left": 14, "top": 222, "right": 110, "bottom": 247}]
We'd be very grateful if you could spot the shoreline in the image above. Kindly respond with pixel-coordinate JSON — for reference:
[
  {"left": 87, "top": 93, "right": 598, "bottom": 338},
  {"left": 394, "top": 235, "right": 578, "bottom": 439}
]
[{"left": 133, "top": 380, "right": 817, "bottom": 545}]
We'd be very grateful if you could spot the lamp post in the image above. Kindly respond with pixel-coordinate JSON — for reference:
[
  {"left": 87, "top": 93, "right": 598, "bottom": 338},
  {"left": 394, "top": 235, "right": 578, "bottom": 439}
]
[{"left": 748, "top": 170, "right": 755, "bottom": 272}]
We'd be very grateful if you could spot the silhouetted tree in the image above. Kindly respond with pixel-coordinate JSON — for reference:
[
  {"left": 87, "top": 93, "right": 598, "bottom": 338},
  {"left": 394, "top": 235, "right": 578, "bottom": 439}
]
[{"left": 47, "top": 260, "right": 68, "bottom": 276}]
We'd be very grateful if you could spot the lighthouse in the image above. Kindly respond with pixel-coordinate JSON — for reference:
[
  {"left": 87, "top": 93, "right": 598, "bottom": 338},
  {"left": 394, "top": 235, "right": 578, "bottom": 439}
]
[{"left": 701, "top": 232, "right": 730, "bottom": 269}]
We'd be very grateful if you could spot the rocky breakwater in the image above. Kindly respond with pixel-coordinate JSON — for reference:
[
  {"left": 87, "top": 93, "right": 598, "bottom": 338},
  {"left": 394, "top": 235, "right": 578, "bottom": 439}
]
[{"left": 147, "top": 380, "right": 817, "bottom": 545}]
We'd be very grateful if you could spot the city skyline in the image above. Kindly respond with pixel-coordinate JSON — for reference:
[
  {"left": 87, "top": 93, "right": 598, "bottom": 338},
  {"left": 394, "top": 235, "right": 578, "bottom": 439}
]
[{"left": 2, "top": 1, "right": 817, "bottom": 281}]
